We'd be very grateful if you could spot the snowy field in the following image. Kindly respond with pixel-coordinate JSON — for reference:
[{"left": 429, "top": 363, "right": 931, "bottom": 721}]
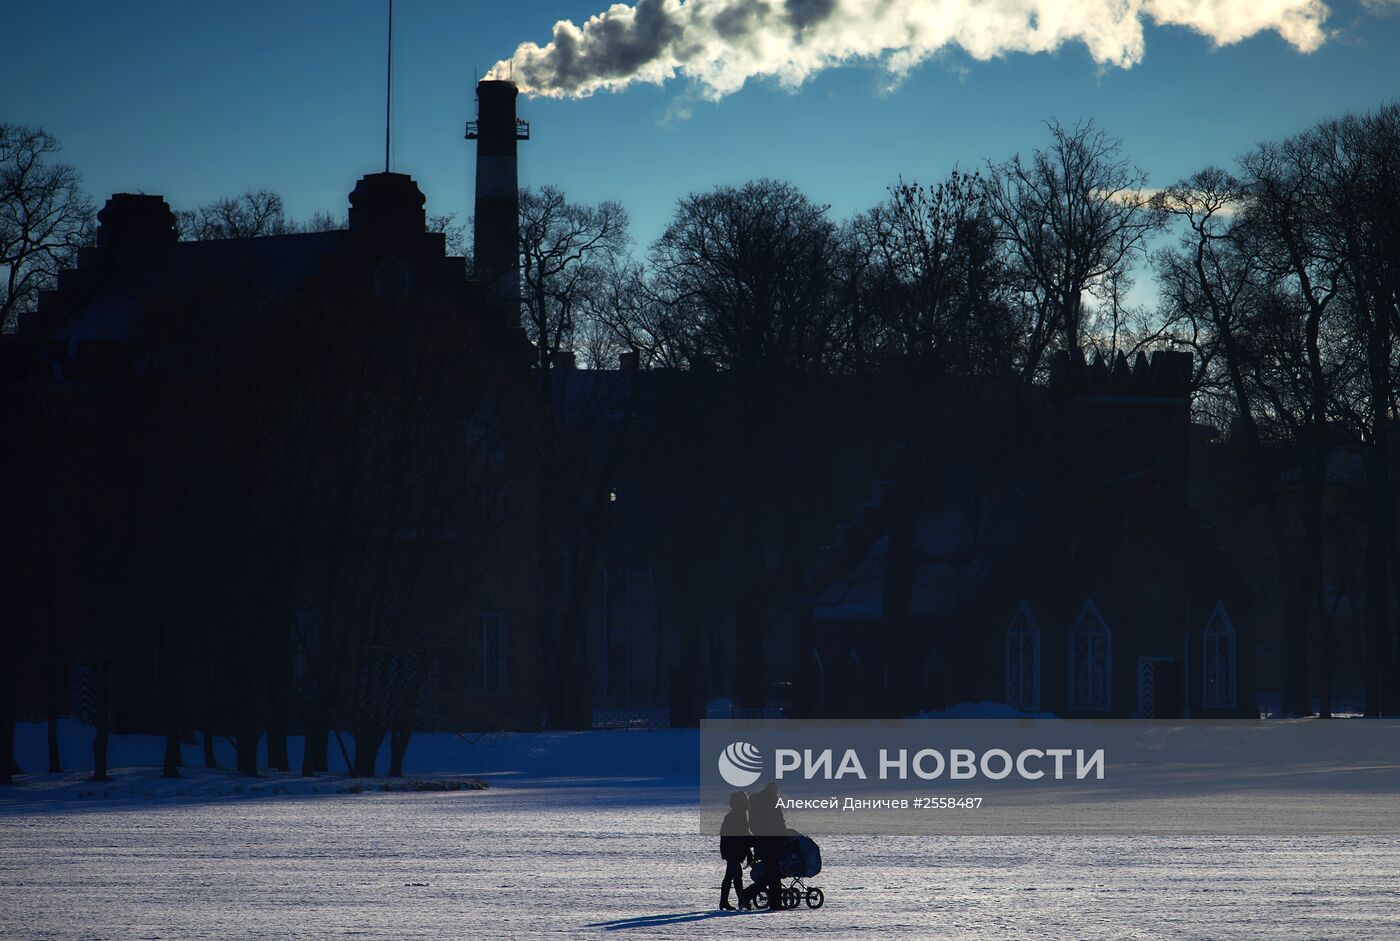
[{"left": 3, "top": 723, "right": 1400, "bottom": 940}]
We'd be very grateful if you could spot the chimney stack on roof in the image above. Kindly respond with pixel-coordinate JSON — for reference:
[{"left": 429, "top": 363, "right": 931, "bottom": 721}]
[{"left": 468, "top": 79, "right": 528, "bottom": 324}]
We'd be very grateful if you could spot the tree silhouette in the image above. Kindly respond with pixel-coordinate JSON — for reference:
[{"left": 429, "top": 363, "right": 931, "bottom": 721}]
[
  {"left": 983, "top": 120, "right": 1163, "bottom": 379},
  {"left": 650, "top": 178, "right": 840, "bottom": 708},
  {"left": 0, "top": 124, "right": 93, "bottom": 332}
]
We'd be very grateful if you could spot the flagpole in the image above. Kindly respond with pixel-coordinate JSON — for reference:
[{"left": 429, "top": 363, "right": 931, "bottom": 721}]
[{"left": 385, "top": 0, "right": 393, "bottom": 173}]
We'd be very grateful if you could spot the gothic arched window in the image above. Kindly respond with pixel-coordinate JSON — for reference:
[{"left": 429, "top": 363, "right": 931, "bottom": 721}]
[
  {"left": 1069, "top": 601, "right": 1111, "bottom": 710},
  {"left": 1005, "top": 603, "right": 1041, "bottom": 711},
  {"left": 1203, "top": 603, "right": 1236, "bottom": 709}
]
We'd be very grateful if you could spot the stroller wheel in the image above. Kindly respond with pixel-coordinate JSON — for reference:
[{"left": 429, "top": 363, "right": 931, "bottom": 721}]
[
  {"left": 752, "top": 889, "right": 768, "bottom": 909},
  {"left": 782, "top": 888, "right": 802, "bottom": 909},
  {"left": 805, "top": 887, "right": 825, "bottom": 909}
]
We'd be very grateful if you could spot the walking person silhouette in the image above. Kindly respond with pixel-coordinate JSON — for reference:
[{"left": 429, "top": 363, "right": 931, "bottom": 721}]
[{"left": 719, "top": 791, "right": 753, "bottom": 910}]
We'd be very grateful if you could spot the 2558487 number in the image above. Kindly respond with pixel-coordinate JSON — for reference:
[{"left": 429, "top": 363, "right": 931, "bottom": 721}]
[{"left": 912, "top": 797, "right": 983, "bottom": 809}]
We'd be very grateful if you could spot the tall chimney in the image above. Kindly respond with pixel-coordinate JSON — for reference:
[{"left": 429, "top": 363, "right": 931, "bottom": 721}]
[{"left": 467, "top": 79, "right": 528, "bottom": 323}]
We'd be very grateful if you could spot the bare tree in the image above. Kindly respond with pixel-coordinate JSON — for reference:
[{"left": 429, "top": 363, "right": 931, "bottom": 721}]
[
  {"left": 852, "top": 171, "right": 1017, "bottom": 376},
  {"left": 1152, "top": 107, "right": 1400, "bottom": 717},
  {"left": 0, "top": 125, "right": 90, "bottom": 776},
  {"left": 0, "top": 124, "right": 94, "bottom": 332},
  {"left": 518, "top": 185, "right": 630, "bottom": 380},
  {"left": 176, "top": 190, "right": 293, "bottom": 240},
  {"left": 841, "top": 171, "right": 1018, "bottom": 713},
  {"left": 1155, "top": 168, "right": 1326, "bottom": 716},
  {"left": 303, "top": 209, "right": 347, "bottom": 233},
  {"left": 589, "top": 260, "right": 689, "bottom": 370},
  {"left": 427, "top": 212, "right": 468, "bottom": 259},
  {"left": 983, "top": 120, "right": 1163, "bottom": 379},
  {"left": 1244, "top": 134, "right": 1358, "bottom": 717},
  {"left": 511, "top": 185, "right": 631, "bottom": 728},
  {"left": 651, "top": 179, "right": 840, "bottom": 375},
  {"left": 337, "top": 297, "right": 510, "bottom": 775},
  {"left": 650, "top": 178, "right": 841, "bottom": 708},
  {"left": 1284, "top": 107, "right": 1400, "bottom": 716}
]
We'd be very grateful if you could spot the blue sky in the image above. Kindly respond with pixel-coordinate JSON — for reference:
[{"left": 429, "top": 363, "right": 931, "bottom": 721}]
[{"left": 5, "top": 0, "right": 1400, "bottom": 254}]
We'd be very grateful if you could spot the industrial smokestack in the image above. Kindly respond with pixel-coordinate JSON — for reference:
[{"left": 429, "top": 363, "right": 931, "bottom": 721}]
[{"left": 467, "top": 79, "right": 529, "bottom": 323}]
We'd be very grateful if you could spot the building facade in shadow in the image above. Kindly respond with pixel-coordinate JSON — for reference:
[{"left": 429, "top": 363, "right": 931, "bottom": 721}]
[{"left": 4, "top": 169, "right": 544, "bottom": 753}]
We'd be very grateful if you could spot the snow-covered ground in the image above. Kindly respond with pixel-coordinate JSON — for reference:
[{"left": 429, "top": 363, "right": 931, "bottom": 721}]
[{"left": 3, "top": 722, "right": 1399, "bottom": 939}]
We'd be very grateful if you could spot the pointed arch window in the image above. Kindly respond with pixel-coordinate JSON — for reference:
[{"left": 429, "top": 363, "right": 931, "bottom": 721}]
[
  {"left": 1069, "top": 601, "right": 1111, "bottom": 711},
  {"left": 1005, "top": 603, "right": 1041, "bottom": 711},
  {"left": 1203, "top": 603, "right": 1236, "bottom": 709}
]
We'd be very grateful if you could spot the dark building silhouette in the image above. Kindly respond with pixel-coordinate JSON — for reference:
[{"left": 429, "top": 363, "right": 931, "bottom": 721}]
[
  {"left": 2, "top": 79, "right": 1262, "bottom": 747},
  {"left": 543, "top": 347, "right": 1256, "bottom": 722},
  {"left": 794, "top": 351, "right": 1256, "bottom": 718},
  {"left": 539, "top": 361, "right": 914, "bottom": 725},
  {"left": 6, "top": 155, "right": 545, "bottom": 735}
]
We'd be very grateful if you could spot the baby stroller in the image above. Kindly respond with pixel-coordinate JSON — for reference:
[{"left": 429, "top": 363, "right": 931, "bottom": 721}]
[{"left": 749, "top": 830, "right": 824, "bottom": 909}]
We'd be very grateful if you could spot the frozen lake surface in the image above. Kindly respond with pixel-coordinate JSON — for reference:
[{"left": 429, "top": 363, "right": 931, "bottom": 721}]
[{"left": 3, "top": 780, "right": 1400, "bottom": 940}]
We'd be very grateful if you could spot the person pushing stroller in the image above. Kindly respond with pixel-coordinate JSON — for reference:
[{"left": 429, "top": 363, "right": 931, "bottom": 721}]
[
  {"left": 718, "top": 791, "right": 754, "bottom": 910},
  {"left": 743, "top": 782, "right": 787, "bottom": 911}
]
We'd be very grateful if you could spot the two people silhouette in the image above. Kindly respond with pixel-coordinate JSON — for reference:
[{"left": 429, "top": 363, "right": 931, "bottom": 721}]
[{"left": 718, "top": 782, "right": 786, "bottom": 911}]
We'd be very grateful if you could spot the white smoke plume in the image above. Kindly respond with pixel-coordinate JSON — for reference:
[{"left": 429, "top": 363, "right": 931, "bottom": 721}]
[{"left": 487, "top": 0, "right": 1332, "bottom": 99}]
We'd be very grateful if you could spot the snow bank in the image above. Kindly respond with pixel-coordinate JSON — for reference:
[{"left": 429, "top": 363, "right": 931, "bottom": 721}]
[{"left": 10, "top": 722, "right": 700, "bottom": 789}]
